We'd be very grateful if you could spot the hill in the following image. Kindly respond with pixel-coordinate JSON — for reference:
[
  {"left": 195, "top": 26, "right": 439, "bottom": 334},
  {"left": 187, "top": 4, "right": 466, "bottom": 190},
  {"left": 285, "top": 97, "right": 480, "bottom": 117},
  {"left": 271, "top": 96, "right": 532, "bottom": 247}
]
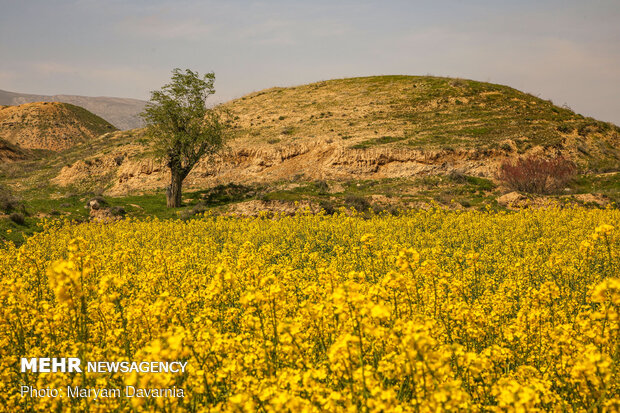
[
  {"left": 0, "top": 102, "right": 117, "bottom": 151},
  {"left": 0, "top": 89, "right": 147, "bottom": 130},
  {"left": 224, "top": 76, "right": 620, "bottom": 169},
  {"left": 0, "top": 75, "right": 619, "bottom": 237},
  {"left": 42, "top": 76, "right": 618, "bottom": 194}
]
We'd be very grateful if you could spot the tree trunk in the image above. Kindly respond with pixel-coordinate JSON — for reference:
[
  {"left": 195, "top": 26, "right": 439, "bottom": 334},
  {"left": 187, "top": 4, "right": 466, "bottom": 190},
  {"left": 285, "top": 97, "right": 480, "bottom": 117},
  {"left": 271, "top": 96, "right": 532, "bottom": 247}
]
[{"left": 167, "top": 169, "right": 183, "bottom": 208}]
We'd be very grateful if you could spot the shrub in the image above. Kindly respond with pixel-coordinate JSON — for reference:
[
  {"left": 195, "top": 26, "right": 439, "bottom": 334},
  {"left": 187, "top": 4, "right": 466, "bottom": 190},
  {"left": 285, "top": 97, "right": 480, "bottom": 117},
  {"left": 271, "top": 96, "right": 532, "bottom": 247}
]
[
  {"left": 500, "top": 143, "right": 513, "bottom": 152},
  {"left": 344, "top": 195, "right": 371, "bottom": 212},
  {"left": 450, "top": 78, "right": 467, "bottom": 87},
  {"left": 314, "top": 180, "right": 329, "bottom": 195},
  {"left": 180, "top": 202, "right": 208, "bottom": 220},
  {"left": 201, "top": 184, "right": 255, "bottom": 205},
  {"left": 0, "top": 185, "right": 26, "bottom": 214},
  {"left": 318, "top": 200, "right": 336, "bottom": 215},
  {"left": 190, "top": 202, "right": 208, "bottom": 215},
  {"left": 9, "top": 212, "right": 26, "bottom": 225},
  {"left": 0, "top": 185, "right": 20, "bottom": 213},
  {"left": 86, "top": 196, "right": 108, "bottom": 210},
  {"left": 109, "top": 206, "right": 126, "bottom": 217},
  {"left": 372, "top": 204, "right": 399, "bottom": 215},
  {"left": 498, "top": 156, "right": 576, "bottom": 194},
  {"left": 448, "top": 171, "right": 468, "bottom": 184}
]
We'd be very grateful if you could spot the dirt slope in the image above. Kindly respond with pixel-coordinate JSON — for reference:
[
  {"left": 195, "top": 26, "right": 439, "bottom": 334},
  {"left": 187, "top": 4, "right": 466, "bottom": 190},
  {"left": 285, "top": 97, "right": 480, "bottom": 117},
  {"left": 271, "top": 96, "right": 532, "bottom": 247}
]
[
  {"left": 0, "top": 102, "right": 117, "bottom": 151},
  {"left": 0, "top": 138, "right": 27, "bottom": 162}
]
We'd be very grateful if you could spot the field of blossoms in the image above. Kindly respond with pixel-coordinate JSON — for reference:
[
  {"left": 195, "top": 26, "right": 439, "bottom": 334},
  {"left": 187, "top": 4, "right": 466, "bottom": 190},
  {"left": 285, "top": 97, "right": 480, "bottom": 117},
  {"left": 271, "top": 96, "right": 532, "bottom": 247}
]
[{"left": 0, "top": 207, "right": 618, "bottom": 412}]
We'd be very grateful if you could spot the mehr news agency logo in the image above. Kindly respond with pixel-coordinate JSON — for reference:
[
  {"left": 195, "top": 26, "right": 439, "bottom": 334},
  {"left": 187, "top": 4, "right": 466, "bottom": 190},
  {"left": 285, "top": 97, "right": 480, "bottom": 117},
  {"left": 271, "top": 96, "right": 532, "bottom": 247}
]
[{"left": 20, "top": 357, "right": 187, "bottom": 399}]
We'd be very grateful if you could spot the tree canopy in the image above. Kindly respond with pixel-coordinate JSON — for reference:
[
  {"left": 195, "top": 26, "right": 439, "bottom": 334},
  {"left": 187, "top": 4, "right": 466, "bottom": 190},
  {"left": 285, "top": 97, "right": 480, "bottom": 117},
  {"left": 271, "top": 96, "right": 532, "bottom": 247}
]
[{"left": 141, "top": 68, "right": 228, "bottom": 207}]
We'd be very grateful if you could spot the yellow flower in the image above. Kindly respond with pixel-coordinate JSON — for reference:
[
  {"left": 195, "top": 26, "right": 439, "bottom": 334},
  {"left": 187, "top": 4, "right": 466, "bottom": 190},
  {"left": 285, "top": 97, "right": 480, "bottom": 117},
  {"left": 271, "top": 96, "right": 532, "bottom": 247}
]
[
  {"left": 0, "top": 207, "right": 618, "bottom": 411},
  {"left": 595, "top": 224, "right": 614, "bottom": 235}
]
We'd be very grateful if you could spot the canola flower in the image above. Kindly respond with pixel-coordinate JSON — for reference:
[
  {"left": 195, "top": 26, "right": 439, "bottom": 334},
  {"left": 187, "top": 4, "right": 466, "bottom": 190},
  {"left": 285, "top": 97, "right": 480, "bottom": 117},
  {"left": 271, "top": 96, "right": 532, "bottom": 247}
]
[{"left": 0, "top": 207, "right": 618, "bottom": 412}]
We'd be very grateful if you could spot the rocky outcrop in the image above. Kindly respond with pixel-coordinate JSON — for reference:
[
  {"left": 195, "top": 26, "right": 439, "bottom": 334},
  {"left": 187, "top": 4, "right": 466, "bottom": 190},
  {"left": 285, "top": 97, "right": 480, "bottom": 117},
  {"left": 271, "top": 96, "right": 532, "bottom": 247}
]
[{"left": 497, "top": 191, "right": 529, "bottom": 208}]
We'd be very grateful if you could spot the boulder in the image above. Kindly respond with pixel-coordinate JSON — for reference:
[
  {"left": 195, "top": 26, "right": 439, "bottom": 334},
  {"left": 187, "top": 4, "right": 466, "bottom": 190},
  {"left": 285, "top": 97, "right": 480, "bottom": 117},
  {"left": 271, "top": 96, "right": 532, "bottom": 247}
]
[{"left": 497, "top": 191, "right": 528, "bottom": 208}]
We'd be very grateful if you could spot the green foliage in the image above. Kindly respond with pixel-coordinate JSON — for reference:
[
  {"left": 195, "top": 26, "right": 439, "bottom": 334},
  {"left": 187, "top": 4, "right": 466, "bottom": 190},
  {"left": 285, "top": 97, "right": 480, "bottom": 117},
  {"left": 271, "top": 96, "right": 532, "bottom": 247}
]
[
  {"left": 344, "top": 195, "right": 371, "bottom": 212},
  {"left": 8, "top": 212, "right": 25, "bottom": 225},
  {"left": 0, "top": 185, "right": 21, "bottom": 213},
  {"left": 141, "top": 68, "right": 228, "bottom": 174},
  {"left": 351, "top": 135, "right": 407, "bottom": 149},
  {"left": 199, "top": 184, "right": 257, "bottom": 205},
  {"left": 141, "top": 68, "right": 230, "bottom": 207}
]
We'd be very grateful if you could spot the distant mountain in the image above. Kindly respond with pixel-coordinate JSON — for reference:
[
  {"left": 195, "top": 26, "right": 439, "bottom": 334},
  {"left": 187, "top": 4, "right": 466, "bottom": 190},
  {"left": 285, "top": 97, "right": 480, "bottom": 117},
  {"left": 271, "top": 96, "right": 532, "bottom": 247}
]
[
  {"left": 0, "top": 89, "right": 147, "bottom": 130},
  {"left": 0, "top": 102, "right": 117, "bottom": 151}
]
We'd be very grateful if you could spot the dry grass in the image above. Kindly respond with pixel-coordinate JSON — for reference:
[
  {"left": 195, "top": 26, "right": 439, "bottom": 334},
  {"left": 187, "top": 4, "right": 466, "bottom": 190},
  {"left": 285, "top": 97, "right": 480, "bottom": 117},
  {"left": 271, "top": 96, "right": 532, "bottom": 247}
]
[
  {"left": 0, "top": 102, "right": 116, "bottom": 151},
  {"left": 224, "top": 77, "right": 415, "bottom": 147},
  {"left": 223, "top": 76, "right": 620, "bottom": 166}
]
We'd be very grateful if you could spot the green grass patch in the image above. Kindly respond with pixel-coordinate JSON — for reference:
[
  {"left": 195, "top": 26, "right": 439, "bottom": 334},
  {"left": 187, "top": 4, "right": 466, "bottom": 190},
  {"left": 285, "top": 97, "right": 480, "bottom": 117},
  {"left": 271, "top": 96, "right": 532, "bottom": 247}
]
[
  {"left": 351, "top": 135, "right": 407, "bottom": 149},
  {"left": 567, "top": 173, "right": 620, "bottom": 201}
]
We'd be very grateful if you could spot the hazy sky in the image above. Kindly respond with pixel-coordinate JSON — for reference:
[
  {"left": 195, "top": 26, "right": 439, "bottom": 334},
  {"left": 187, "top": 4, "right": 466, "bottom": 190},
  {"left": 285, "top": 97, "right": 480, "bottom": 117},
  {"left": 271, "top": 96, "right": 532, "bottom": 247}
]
[{"left": 1, "top": 0, "right": 619, "bottom": 124}]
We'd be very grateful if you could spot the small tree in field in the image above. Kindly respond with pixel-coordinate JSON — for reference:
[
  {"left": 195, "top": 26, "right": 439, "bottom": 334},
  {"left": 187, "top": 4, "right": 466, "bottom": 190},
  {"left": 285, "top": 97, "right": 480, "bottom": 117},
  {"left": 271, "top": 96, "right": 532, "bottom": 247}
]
[{"left": 141, "top": 68, "right": 228, "bottom": 208}]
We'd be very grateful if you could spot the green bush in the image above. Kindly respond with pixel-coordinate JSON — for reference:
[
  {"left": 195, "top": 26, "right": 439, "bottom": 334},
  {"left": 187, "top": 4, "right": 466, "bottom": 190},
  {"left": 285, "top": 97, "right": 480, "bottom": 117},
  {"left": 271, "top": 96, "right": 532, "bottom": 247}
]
[
  {"left": 9, "top": 212, "right": 26, "bottom": 225},
  {"left": 344, "top": 195, "right": 371, "bottom": 212},
  {"left": 0, "top": 185, "right": 23, "bottom": 213}
]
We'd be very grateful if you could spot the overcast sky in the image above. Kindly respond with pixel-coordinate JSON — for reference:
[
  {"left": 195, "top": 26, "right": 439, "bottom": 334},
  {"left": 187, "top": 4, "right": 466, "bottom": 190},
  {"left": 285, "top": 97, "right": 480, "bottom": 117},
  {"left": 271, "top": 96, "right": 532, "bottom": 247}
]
[{"left": 1, "top": 0, "right": 619, "bottom": 124}]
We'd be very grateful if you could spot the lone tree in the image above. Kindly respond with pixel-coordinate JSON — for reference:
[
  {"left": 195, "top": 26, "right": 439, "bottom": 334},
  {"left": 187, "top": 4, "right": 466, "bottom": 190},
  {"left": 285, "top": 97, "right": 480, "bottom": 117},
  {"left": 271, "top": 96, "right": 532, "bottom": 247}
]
[{"left": 141, "top": 68, "right": 228, "bottom": 208}]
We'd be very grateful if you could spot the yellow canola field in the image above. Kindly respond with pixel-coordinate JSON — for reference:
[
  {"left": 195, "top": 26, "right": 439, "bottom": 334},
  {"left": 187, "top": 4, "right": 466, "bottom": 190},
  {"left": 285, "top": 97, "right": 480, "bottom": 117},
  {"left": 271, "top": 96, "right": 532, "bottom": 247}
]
[{"left": 0, "top": 207, "right": 618, "bottom": 412}]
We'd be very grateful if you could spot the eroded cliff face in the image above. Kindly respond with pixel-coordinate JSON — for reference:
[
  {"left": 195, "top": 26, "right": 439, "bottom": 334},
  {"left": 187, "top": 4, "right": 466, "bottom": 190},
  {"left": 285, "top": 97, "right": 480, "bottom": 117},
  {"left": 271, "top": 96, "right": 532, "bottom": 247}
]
[{"left": 52, "top": 138, "right": 513, "bottom": 196}]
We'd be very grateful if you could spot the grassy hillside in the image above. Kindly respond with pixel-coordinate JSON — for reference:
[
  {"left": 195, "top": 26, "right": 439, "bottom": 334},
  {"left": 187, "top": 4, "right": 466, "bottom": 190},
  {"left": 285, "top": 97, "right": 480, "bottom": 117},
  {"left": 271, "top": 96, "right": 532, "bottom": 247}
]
[
  {"left": 1, "top": 76, "right": 619, "bottom": 244},
  {"left": 225, "top": 76, "right": 620, "bottom": 171},
  {"left": 0, "top": 102, "right": 117, "bottom": 151}
]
